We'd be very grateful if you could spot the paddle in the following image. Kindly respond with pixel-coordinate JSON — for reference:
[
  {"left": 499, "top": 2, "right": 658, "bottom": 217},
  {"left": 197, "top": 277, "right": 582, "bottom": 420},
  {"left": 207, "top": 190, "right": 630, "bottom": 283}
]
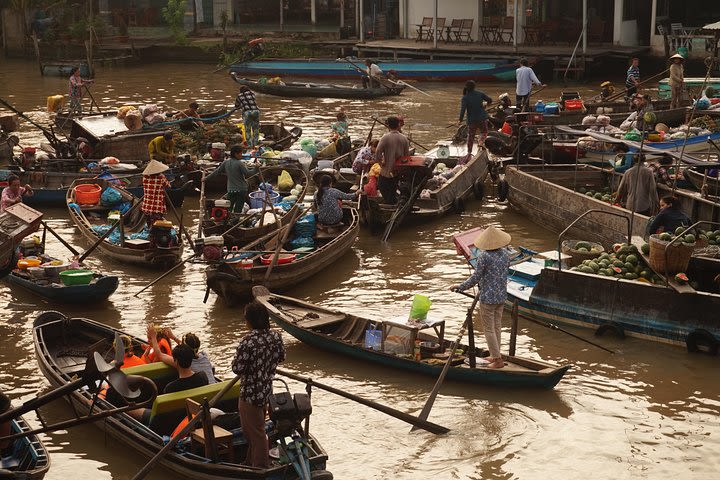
[
  {"left": 77, "top": 200, "right": 139, "bottom": 263},
  {"left": 41, "top": 221, "right": 79, "bottom": 256},
  {"left": 453, "top": 290, "right": 615, "bottom": 353},
  {"left": 133, "top": 252, "right": 200, "bottom": 297},
  {"left": 410, "top": 289, "right": 479, "bottom": 432},
  {"left": 197, "top": 171, "right": 206, "bottom": 238},
  {"left": 604, "top": 68, "right": 670, "bottom": 102}
]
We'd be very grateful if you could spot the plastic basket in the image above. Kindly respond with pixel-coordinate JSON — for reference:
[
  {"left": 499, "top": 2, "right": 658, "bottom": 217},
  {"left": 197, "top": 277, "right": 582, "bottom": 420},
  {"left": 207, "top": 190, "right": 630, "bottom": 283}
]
[
  {"left": 248, "top": 190, "right": 280, "bottom": 210},
  {"left": 74, "top": 184, "right": 102, "bottom": 205}
]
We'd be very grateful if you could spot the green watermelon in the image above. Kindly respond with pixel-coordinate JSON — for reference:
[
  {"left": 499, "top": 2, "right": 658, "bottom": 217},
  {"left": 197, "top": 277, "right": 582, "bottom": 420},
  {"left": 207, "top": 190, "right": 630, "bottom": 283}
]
[
  {"left": 675, "top": 226, "right": 686, "bottom": 236},
  {"left": 641, "top": 243, "right": 650, "bottom": 255},
  {"left": 674, "top": 273, "right": 689, "bottom": 284}
]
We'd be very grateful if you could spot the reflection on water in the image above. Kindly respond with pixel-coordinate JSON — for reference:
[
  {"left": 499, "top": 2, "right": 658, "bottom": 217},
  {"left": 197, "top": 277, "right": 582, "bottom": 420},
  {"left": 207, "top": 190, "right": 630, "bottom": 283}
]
[{"left": 1, "top": 59, "right": 719, "bottom": 479}]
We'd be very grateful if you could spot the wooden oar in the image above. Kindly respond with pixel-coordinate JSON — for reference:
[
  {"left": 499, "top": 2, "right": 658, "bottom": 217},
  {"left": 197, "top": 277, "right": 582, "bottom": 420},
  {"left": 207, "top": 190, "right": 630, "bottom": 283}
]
[
  {"left": 41, "top": 221, "right": 79, "bottom": 256},
  {"left": 263, "top": 207, "right": 304, "bottom": 282},
  {"left": 275, "top": 368, "right": 449, "bottom": 435},
  {"left": 197, "top": 171, "right": 206, "bottom": 238},
  {"left": 133, "top": 252, "right": 200, "bottom": 297},
  {"left": 393, "top": 79, "right": 431, "bottom": 97},
  {"left": 605, "top": 68, "right": 669, "bottom": 102},
  {"left": 454, "top": 290, "right": 615, "bottom": 353},
  {"left": 77, "top": 201, "right": 139, "bottom": 262},
  {"left": 164, "top": 190, "right": 195, "bottom": 250},
  {"left": 131, "top": 375, "right": 242, "bottom": 480},
  {"left": 411, "top": 289, "right": 478, "bottom": 431}
]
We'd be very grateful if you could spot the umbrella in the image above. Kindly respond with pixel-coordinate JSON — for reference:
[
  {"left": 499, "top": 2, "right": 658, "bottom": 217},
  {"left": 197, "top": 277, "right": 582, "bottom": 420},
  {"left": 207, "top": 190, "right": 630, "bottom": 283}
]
[{"left": 702, "top": 20, "right": 720, "bottom": 59}]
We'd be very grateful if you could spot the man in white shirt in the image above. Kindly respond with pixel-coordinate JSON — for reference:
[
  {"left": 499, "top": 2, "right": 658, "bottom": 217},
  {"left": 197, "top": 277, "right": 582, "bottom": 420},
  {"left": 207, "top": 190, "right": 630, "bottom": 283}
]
[
  {"left": 515, "top": 58, "right": 544, "bottom": 112},
  {"left": 362, "top": 59, "right": 384, "bottom": 88}
]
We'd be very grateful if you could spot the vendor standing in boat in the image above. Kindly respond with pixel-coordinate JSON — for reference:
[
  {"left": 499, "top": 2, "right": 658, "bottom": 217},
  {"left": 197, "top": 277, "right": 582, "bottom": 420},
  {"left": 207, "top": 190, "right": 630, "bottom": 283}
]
[
  {"left": 235, "top": 87, "right": 261, "bottom": 148},
  {"left": 515, "top": 58, "right": 543, "bottom": 112},
  {"left": 646, "top": 195, "right": 690, "bottom": 235},
  {"left": 68, "top": 66, "right": 93, "bottom": 114},
  {"left": 0, "top": 175, "right": 33, "bottom": 212},
  {"left": 375, "top": 116, "right": 410, "bottom": 205},
  {"left": 458, "top": 80, "right": 492, "bottom": 161},
  {"left": 362, "top": 59, "right": 384, "bottom": 89},
  {"left": 141, "top": 160, "right": 171, "bottom": 228},
  {"left": 315, "top": 175, "right": 357, "bottom": 225},
  {"left": 231, "top": 301, "right": 285, "bottom": 468},
  {"left": 204, "top": 145, "right": 257, "bottom": 213},
  {"left": 148, "top": 131, "right": 176, "bottom": 164},
  {"left": 451, "top": 226, "right": 512, "bottom": 370},
  {"left": 625, "top": 57, "right": 640, "bottom": 99},
  {"left": 616, "top": 156, "right": 659, "bottom": 216},
  {"left": 669, "top": 54, "right": 685, "bottom": 109}
]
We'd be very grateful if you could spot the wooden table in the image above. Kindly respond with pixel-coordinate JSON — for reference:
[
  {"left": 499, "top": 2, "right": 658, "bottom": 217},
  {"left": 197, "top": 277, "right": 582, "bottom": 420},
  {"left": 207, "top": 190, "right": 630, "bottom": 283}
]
[
  {"left": 523, "top": 26, "right": 542, "bottom": 45},
  {"left": 479, "top": 25, "right": 500, "bottom": 44},
  {"left": 381, "top": 316, "right": 445, "bottom": 354}
]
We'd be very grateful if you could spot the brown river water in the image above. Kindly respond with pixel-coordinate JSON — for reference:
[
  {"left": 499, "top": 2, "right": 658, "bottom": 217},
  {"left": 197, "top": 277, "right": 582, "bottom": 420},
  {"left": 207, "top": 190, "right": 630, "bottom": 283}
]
[{"left": 1, "top": 58, "right": 719, "bottom": 479}]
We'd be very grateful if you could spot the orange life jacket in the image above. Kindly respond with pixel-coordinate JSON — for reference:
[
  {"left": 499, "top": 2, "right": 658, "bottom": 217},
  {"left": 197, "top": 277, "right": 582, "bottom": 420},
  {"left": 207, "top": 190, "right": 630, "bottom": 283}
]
[
  {"left": 122, "top": 353, "right": 146, "bottom": 369},
  {"left": 142, "top": 338, "right": 171, "bottom": 363}
]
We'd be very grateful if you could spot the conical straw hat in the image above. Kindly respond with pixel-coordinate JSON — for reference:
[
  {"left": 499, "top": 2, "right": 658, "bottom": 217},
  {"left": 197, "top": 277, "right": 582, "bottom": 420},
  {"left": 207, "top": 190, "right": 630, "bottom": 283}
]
[
  {"left": 143, "top": 159, "right": 169, "bottom": 175},
  {"left": 669, "top": 53, "right": 684, "bottom": 60},
  {"left": 473, "top": 226, "right": 511, "bottom": 250}
]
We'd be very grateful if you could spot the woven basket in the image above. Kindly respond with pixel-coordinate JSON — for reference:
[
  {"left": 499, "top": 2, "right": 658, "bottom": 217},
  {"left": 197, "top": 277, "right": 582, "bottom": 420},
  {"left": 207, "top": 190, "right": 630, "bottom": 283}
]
[
  {"left": 561, "top": 240, "right": 604, "bottom": 267},
  {"left": 648, "top": 234, "right": 695, "bottom": 275}
]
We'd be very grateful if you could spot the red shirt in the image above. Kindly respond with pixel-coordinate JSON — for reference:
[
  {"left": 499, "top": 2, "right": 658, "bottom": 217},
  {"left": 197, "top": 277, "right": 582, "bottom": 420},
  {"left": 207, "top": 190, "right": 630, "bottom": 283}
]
[{"left": 141, "top": 174, "right": 170, "bottom": 215}]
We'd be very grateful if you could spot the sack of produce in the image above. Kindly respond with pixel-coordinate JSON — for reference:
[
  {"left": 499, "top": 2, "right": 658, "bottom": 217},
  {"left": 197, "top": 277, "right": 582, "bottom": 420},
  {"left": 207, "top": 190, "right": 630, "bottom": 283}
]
[
  {"left": 100, "top": 187, "right": 123, "bottom": 207},
  {"left": 124, "top": 110, "right": 142, "bottom": 130},
  {"left": 409, "top": 294, "right": 432, "bottom": 321},
  {"left": 277, "top": 170, "right": 294, "bottom": 191},
  {"left": 116, "top": 106, "right": 136, "bottom": 119}
]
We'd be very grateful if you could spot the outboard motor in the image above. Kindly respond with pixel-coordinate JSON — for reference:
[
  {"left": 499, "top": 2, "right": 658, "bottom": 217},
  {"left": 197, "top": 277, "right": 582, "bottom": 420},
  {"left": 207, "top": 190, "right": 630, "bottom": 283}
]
[
  {"left": 268, "top": 380, "right": 313, "bottom": 437},
  {"left": 149, "top": 220, "right": 176, "bottom": 249}
]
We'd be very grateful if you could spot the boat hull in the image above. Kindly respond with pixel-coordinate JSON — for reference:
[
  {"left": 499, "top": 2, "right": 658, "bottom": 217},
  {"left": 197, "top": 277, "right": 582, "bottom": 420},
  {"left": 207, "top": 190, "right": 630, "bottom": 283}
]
[
  {"left": 1, "top": 416, "right": 51, "bottom": 480},
  {"left": 232, "top": 77, "right": 405, "bottom": 99},
  {"left": 5, "top": 273, "right": 119, "bottom": 303}
]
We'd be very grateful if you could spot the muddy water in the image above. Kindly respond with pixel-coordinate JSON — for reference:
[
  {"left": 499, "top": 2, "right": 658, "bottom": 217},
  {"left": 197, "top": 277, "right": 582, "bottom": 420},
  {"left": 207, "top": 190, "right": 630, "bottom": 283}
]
[{"left": 1, "top": 59, "right": 719, "bottom": 479}]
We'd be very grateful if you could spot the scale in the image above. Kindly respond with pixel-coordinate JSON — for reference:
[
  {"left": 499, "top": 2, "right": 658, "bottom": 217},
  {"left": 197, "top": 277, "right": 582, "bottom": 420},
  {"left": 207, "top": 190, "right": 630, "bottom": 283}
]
[{"left": 435, "top": 141, "right": 451, "bottom": 159}]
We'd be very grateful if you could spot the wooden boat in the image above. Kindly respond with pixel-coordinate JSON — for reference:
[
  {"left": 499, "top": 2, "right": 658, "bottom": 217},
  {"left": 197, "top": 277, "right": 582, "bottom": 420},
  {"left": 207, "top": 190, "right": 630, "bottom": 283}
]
[
  {"left": 33, "top": 311, "right": 331, "bottom": 480},
  {"left": 55, "top": 108, "right": 230, "bottom": 132},
  {"left": 684, "top": 167, "right": 720, "bottom": 197},
  {"left": 229, "top": 58, "right": 518, "bottom": 82},
  {"left": 0, "top": 410, "right": 51, "bottom": 479},
  {"left": 0, "top": 203, "right": 43, "bottom": 279},
  {"left": 201, "top": 165, "right": 309, "bottom": 247},
  {"left": 40, "top": 61, "right": 89, "bottom": 77},
  {"left": 207, "top": 206, "right": 359, "bottom": 305},
  {"left": 658, "top": 77, "right": 720, "bottom": 100},
  {"left": 253, "top": 289, "right": 570, "bottom": 389},
  {"left": 4, "top": 268, "right": 119, "bottom": 304},
  {"left": 66, "top": 179, "right": 183, "bottom": 268},
  {"left": 504, "top": 163, "right": 720, "bottom": 248},
  {"left": 538, "top": 106, "right": 688, "bottom": 128},
  {"left": 231, "top": 75, "right": 406, "bottom": 99}
]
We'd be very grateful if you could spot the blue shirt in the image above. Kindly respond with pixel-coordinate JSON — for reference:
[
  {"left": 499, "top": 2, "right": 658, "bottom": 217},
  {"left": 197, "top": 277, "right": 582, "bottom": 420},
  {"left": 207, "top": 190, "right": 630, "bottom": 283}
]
[
  {"left": 458, "top": 248, "right": 510, "bottom": 304},
  {"left": 460, "top": 90, "right": 493, "bottom": 124},
  {"left": 516, "top": 66, "right": 541, "bottom": 96}
]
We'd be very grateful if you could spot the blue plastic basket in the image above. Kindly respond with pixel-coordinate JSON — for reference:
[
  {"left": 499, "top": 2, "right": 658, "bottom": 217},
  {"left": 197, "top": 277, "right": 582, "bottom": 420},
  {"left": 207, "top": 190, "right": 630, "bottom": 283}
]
[{"left": 248, "top": 190, "right": 280, "bottom": 209}]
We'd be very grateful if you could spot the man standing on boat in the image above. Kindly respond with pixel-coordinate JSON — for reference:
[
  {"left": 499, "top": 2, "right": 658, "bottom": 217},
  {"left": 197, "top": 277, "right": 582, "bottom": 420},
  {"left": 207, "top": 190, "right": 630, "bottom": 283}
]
[
  {"left": 148, "top": 131, "right": 176, "bottom": 164},
  {"left": 451, "top": 226, "right": 512, "bottom": 370},
  {"left": 515, "top": 58, "right": 543, "bottom": 112},
  {"left": 458, "top": 80, "right": 492, "bottom": 161},
  {"left": 362, "top": 59, "right": 384, "bottom": 89},
  {"left": 235, "top": 86, "right": 261, "bottom": 148},
  {"left": 205, "top": 145, "right": 257, "bottom": 213},
  {"left": 68, "top": 66, "right": 93, "bottom": 114},
  {"left": 375, "top": 116, "right": 410, "bottom": 205},
  {"left": 625, "top": 57, "right": 640, "bottom": 99},
  {"left": 616, "top": 156, "right": 659, "bottom": 216},
  {"left": 232, "top": 301, "right": 285, "bottom": 468}
]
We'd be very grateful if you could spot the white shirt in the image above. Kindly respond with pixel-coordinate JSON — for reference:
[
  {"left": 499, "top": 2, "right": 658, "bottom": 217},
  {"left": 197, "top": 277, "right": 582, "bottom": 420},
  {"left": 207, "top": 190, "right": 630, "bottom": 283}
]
[
  {"left": 367, "top": 63, "right": 383, "bottom": 77},
  {"left": 516, "top": 66, "right": 541, "bottom": 96}
]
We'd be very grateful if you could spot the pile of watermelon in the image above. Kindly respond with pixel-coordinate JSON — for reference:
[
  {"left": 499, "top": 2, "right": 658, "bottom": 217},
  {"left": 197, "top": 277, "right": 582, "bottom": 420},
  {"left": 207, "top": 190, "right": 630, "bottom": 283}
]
[{"left": 569, "top": 243, "right": 665, "bottom": 284}]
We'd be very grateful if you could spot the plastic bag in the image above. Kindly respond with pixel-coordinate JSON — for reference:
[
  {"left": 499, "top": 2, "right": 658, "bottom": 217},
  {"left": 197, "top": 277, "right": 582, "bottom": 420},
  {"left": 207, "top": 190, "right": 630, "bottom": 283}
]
[
  {"left": 277, "top": 170, "right": 294, "bottom": 191},
  {"left": 409, "top": 294, "right": 432, "bottom": 321},
  {"left": 100, "top": 187, "right": 122, "bottom": 207},
  {"left": 301, "top": 142, "right": 318, "bottom": 158},
  {"left": 364, "top": 329, "right": 382, "bottom": 351},
  {"left": 318, "top": 141, "right": 337, "bottom": 158}
]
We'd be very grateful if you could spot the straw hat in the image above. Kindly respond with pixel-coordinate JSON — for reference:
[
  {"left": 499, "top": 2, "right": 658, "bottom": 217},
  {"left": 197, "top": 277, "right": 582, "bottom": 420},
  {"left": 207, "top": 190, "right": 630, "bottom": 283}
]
[
  {"left": 143, "top": 159, "right": 169, "bottom": 175},
  {"left": 473, "top": 226, "right": 511, "bottom": 250},
  {"left": 669, "top": 53, "right": 684, "bottom": 60},
  {"left": 211, "top": 142, "right": 226, "bottom": 149}
]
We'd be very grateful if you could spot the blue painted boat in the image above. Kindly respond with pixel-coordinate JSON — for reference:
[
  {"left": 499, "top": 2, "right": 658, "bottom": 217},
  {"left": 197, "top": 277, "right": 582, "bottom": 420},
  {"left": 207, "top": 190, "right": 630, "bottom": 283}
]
[
  {"left": 0, "top": 411, "right": 51, "bottom": 479},
  {"left": 229, "top": 58, "right": 517, "bottom": 82},
  {"left": 41, "top": 62, "right": 90, "bottom": 77},
  {"left": 581, "top": 131, "right": 720, "bottom": 165},
  {"left": 254, "top": 288, "right": 570, "bottom": 389},
  {"left": 453, "top": 228, "right": 720, "bottom": 352},
  {"left": 4, "top": 270, "right": 119, "bottom": 303}
]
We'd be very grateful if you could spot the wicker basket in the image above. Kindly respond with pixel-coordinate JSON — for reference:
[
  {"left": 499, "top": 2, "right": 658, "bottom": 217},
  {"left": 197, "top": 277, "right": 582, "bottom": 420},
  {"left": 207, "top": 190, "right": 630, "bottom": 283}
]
[
  {"left": 648, "top": 234, "right": 695, "bottom": 275},
  {"left": 561, "top": 240, "right": 605, "bottom": 267}
]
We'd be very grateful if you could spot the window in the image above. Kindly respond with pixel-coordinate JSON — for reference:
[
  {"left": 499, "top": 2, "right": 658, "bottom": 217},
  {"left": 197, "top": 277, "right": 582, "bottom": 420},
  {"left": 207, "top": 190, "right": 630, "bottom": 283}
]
[{"left": 622, "top": 0, "right": 636, "bottom": 21}]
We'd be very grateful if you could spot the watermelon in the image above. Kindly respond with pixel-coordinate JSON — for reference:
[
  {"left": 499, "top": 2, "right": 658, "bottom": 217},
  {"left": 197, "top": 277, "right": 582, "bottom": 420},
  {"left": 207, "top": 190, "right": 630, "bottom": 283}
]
[
  {"left": 626, "top": 254, "right": 638, "bottom": 265},
  {"left": 675, "top": 226, "right": 686, "bottom": 236},
  {"left": 641, "top": 243, "right": 650, "bottom": 255},
  {"left": 674, "top": 273, "right": 689, "bottom": 284},
  {"left": 684, "top": 234, "right": 695, "bottom": 243}
]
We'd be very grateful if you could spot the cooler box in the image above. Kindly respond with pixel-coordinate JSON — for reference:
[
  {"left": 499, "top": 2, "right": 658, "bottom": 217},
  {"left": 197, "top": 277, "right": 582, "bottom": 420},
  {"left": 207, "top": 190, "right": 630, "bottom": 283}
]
[
  {"left": 564, "top": 100, "right": 584, "bottom": 111},
  {"left": 544, "top": 103, "right": 560, "bottom": 115}
]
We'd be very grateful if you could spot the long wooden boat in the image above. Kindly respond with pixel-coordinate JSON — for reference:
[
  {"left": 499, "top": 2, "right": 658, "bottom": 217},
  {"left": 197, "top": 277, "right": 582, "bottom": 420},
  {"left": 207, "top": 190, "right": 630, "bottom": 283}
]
[
  {"left": 539, "top": 106, "right": 688, "bottom": 128},
  {"left": 41, "top": 61, "right": 89, "bottom": 77},
  {"left": 32, "top": 311, "right": 331, "bottom": 480},
  {"left": 684, "top": 167, "right": 720, "bottom": 197},
  {"left": 0, "top": 204, "right": 43, "bottom": 279},
  {"left": 231, "top": 75, "right": 405, "bottom": 99},
  {"left": 229, "top": 58, "right": 518, "bottom": 82},
  {"left": 504, "top": 163, "right": 720, "bottom": 247},
  {"left": 658, "top": 77, "right": 720, "bottom": 100},
  {"left": 66, "top": 179, "right": 183, "bottom": 268},
  {"left": 207, "top": 206, "right": 359, "bottom": 305},
  {"left": 55, "top": 108, "right": 229, "bottom": 132},
  {"left": 0, "top": 410, "right": 51, "bottom": 479},
  {"left": 253, "top": 289, "right": 570, "bottom": 389},
  {"left": 4, "top": 269, "right": 119, "bottom": 303},
  {"left": 202, "top": 165, "right": 309, "bottom": 247}
]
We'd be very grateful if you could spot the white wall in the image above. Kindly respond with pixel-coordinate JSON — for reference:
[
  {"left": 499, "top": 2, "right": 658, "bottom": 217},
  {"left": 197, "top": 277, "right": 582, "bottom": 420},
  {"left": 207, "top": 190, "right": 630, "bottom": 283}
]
[
  {"left": 619, "top": 20, "right": 637, "bottom": 46},
  {"left": 404, "top": 0, "right": 479, "bottom": 41}
]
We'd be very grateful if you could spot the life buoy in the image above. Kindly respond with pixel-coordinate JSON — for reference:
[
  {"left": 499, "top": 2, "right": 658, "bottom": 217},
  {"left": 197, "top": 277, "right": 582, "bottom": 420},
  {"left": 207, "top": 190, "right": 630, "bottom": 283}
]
[
  {"left": 686, "top": 329, "right": 719, "bottom": 355},
  {"left": 497, "top": 180, "right": 509, "bottom": 202},
  {"left": 453, "top": 196, "right": 465, "bottom": 213},
  {"left": 595, "top": 323, "right": 625, "bottom": 339},
  {"left": 473, "top": 178, "right": 484, "bottom": 200}
]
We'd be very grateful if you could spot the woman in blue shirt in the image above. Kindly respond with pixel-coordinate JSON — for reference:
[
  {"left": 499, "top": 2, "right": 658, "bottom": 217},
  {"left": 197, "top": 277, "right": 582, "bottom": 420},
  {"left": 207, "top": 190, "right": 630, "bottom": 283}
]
[{"left": 314, "top": 175, "right": 357, "bottom": 225}]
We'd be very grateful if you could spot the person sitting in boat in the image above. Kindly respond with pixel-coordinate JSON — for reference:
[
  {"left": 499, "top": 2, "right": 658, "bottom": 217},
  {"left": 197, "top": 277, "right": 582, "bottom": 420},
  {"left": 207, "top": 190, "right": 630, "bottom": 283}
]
[
  {"left": 204, "top": 145, "right": 258, "bottom": 214},
  {"left": 235, "top": 86, "right": 261, "bottom": 148},
  {"left": 0, "top": 175, "right": 33, "bottom": 212},
  {"left": 648, "top": 155, "right": 675, "bottom": 188},
  {"left": 600, "top": 81, "right": 615, "bottom": 100},
  {"left": 173, "top": 101, "right": 199, "bottom": 119},
  {"left": 231, "top": 301, "right": 286, "bottom": 468},
  {"left": 615, "top": 155, "right": 659, "bottom": 216},
  {"left": 140, "top": 160, "right": 171, "bottom": 229},
  {"left": 331, "top": 111, "right": 352, "bottom": 155},
  {"left": 458, "top": 80, "right": 492, "bottom": 162},
  {"left": 363, "top": 162, "right": 381, "bottom": 197},
  {"left": 146, "top": 326, "right": 217, "bottom": 384},
  {"left": 490, "top": 93, "right": 514, "bottom": 128},
  {"left": 612, "top": 144, "right": 635, "bottom": 173},
  {"left": 451, "top": 226, "right": 512, "bottom": 370},
  {"left": 620, "top": 94, "right": 654, "bottom": 131},
  {"left": 114, "top": 335, "right": 146, "bottom": 369},
  {"left": 68, "top": 66, "right": 93, "bottom": 114},
  {"left": 315, "top": 174, "right": 358, "bottom": 225},
  {"left": 646, "top": 195, "right": 691, "bottom": 236},
  {"left": 362, "top": 59, "right": 384, "bottom": 89},
  {"left": 352, "top": 139, "right": 379, "bottom": 174},
  {"left": 148, "top": 131, "right": 176, "bottom": 164},
  {"left": 141, "top": 324, "right": 173, "bottom": 363}
]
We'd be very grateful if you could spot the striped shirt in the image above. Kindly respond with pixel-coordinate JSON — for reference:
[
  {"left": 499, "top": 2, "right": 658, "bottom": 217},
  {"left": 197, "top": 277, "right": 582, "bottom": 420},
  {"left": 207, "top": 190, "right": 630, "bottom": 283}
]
[
  {"left": 235, "top": 91, "right": 259, "bottom": 112},
  {"left": 626, "top": 65, "right": 640, "bottom": 89}
]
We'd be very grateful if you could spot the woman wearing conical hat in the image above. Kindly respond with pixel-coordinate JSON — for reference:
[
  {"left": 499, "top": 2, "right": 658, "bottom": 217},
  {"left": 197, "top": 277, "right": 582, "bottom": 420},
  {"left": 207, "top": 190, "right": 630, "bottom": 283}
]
[
  {"left": 451, "top": 226, "right": 511, "bottom": 369},
  {"left": 141, "top": 159, "right": 171, "bottom": 228},
  {"left": 668, "top": 53, "right": 684, "bottom": 109}
]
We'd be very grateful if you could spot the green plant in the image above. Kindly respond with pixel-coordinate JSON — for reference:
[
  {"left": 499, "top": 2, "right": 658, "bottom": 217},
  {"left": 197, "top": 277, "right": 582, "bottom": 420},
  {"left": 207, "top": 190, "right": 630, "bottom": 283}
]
[{"left": 162, "top": 0, "right": 188, "bottom": 45}]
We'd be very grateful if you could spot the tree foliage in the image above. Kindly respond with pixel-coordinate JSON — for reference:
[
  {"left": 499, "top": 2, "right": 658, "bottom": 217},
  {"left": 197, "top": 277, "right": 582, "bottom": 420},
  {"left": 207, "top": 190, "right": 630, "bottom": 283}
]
[{"left": 162, "top": 0, "right": 187, "bottom": 45}]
